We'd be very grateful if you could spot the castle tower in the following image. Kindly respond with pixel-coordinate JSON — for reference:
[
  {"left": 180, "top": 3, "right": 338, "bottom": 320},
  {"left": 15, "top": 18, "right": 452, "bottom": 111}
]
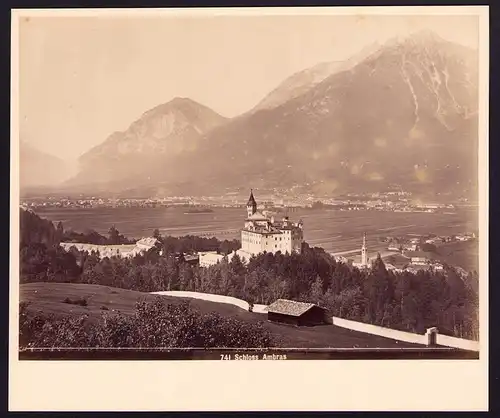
[
  {"left": 246, "top": 189, "right": 257, "bottom": 218},
  {"left": 361, "top": 232, "right": 368, "bottom": 266}
]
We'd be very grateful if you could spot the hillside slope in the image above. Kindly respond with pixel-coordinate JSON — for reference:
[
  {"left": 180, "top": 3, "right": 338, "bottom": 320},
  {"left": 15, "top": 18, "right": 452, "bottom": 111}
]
[
  {"left": 172, "top": 31, "right": 478, "bottom": 197},
  {"left": 251, "top": 41, "right": 382, "bottom": 112},
  {"left": 20, "top": 282, "right": 422, "bottom": 348},
  {"left": 66, "top": 98, "right": 228, "bottom": 192},
  {"left": 20, "top": 142, "right": 73, "bottom": 189}
]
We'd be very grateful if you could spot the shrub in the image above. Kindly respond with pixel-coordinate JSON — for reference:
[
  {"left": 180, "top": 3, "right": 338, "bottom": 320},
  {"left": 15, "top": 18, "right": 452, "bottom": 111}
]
[
  {"left": 19, "top": 299, "right": 274, "bottom": 349},
  {"left": 63, "top": 297, "right": 88, "bottom": 307}
]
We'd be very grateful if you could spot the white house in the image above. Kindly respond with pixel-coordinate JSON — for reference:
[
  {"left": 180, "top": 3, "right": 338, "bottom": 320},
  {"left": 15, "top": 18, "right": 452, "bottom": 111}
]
[{"left": 405, "top": 251, "right": 431, "bottom": 265}]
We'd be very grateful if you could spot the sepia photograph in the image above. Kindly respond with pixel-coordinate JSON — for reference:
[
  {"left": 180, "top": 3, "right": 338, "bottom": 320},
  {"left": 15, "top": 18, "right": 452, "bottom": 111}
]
[{"left": 10, "top": 5, "right": 489, "bottom": 411}]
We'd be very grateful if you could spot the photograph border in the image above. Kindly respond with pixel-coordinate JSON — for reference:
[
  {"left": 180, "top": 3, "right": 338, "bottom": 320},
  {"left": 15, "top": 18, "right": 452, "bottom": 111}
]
[{"left": 10, "top": 5, "right": 489, "bottom": 411}]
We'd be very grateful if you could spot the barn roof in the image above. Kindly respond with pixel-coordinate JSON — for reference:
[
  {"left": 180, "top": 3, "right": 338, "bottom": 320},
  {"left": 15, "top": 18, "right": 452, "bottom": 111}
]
[{"left": 267, "top": 299, "right": 320, "bottom": 317}]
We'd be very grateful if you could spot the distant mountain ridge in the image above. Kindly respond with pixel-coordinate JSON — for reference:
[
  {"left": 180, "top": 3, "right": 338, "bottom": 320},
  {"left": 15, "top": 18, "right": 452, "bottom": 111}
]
[
  {"left": 20, "top": 142, "right": 74, "bottom": 189},
  {"left": 67, "top": 97, "right": 227, "bottom": 188},
  {"left": 251, "top": 40, "right": 383, "bottom": 113},
  {"left": 63, "top": 30, "right": 479, "bottom": 198}
]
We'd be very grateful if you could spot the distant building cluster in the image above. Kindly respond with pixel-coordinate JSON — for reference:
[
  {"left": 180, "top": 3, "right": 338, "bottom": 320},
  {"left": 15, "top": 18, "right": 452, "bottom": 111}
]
[
  {"left": 384, "top": 232, "right": 476, "bottom": 252},
  {"left": 333, "top": 233, "right": 450, "bottom": 274}
]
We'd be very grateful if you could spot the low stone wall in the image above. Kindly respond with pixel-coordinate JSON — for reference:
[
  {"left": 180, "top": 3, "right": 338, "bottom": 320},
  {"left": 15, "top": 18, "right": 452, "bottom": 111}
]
[
  {"left": 150, "top": 291, "right": 479, "bottom": 351},
  {"left": 331, "top": 316, "right": 480, "bottom": 351},
  {"left": 151, "top": 290, "right": 267, "bottom": 313},
  {"left": 330, "top": 316, "right": 429, "bottom": 345},
  {"left": 436, "top": 334, "right": 480, "bottom": 352}
]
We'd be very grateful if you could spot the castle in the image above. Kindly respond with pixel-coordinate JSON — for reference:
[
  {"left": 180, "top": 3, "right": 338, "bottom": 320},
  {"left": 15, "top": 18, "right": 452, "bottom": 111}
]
[
  {"left": 239, "top": 189, "right": 304, "bottom": 258},
  {"left": 199, "top": 190, "right": 304, "bottom": 267}
]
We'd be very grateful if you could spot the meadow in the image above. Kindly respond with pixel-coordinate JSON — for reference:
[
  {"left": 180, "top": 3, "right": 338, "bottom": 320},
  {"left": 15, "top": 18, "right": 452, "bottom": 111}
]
[{"left": 20, "top": 282, "right": 423, "bottom": 349}]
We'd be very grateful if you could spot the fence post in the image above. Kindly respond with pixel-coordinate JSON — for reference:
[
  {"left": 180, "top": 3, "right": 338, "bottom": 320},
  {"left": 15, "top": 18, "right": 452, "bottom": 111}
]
[{"left": 425, "top": 327, "right": 439, "bottom": 346}]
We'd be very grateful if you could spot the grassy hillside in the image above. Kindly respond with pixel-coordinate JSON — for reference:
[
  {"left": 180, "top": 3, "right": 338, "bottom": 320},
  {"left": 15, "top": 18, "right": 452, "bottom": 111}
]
[
  {"left": 20, "top": 282, "right": 424, "bottom": 349},
  {"left": 435, "top": 240, "right": 479, "bottom": 272},
  {"left": 20, "top": 282, "right": 256, "bottom": 324}
]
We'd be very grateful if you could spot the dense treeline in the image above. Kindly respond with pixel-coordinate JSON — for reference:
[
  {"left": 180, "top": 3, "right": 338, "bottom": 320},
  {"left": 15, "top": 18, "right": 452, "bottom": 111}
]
[
  {"left": 62, "top": 226, "right": 136, "bottom": 245},
  {"left": 20, "top": 208, "right": 135, "bottom": 246},
  {"left": 19, "top": 208, "right": 480, "bottom": 340},
  {"left": 20, "top": 208, "right": 62, "bottom": 248},
  {"left": 19, "top": 298, "right": 273, "bottom": 349},
  {"left": 161, "top": 235, "right": 240, "bottom": 256}
]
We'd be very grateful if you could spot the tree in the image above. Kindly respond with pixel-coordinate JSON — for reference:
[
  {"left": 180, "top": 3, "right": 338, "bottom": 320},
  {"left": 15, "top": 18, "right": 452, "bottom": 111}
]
[
  {"left": 108, "top": 226, "right": 120, "bottom": 245},
  {"left": 309, "top": 276, "right": 324, "bottom": 305},
  {"left": 364, "top": 254, "right": 394, "bottom": 324},
  {"left": 56, "top": 221, "right": 64, "bottom": 242},
  {"left": 229, "top": 253, "right": 246, "bottom": 277}
]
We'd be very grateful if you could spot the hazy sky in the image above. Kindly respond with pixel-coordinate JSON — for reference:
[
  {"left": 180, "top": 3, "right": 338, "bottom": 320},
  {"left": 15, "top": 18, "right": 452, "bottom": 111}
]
[{"left": 18, "top": 11, "right": 479, "bottom": 161}]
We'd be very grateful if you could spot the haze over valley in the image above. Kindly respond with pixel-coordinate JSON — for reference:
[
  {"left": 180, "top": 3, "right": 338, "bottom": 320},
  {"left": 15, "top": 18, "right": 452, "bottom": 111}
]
[{"left": 20, "top": 27, "right": 479, "bottom": 202}]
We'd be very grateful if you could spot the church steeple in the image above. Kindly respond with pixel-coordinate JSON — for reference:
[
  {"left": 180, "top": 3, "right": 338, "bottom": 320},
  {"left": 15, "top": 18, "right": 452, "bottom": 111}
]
[
  {"left": 246, "top": 189, "right": 257, "bottom": 217},
  {"left": 361, "top": 232, "right": 368, "bottom": 266}
]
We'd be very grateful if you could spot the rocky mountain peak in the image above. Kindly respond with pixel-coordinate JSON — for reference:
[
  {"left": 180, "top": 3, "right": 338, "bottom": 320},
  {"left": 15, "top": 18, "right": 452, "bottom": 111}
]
[
  {"left": 68, "top": 97, "right": 228, "bottom": 188},
  {"left": 63, "top": 32, "right": 478, "bottom": 199}
]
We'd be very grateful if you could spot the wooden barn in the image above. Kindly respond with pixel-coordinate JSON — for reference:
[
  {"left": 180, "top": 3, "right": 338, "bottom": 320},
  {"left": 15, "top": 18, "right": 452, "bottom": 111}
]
[{"left": 267, "top": 299, "right": 328, "bottom": 326}]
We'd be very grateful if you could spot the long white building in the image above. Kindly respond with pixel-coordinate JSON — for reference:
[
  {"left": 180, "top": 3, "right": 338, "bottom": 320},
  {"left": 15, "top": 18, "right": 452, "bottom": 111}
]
[{"left": 60, "top": 237, "right": 160, "bottom": 259}]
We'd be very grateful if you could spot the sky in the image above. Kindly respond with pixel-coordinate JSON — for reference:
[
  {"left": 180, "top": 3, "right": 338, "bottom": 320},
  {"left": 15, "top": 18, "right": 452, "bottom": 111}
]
[{"left": 17, "top": 10, "right": 480, "bottom": 162}]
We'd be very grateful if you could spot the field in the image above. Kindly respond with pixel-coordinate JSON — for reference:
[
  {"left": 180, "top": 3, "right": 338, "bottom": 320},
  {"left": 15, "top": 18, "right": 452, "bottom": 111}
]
[
  {"left": 20, "top": 282, "right": 424, "bottom": 349},
  {"left": 36, "top": 206, "right": 478, "bottom": 256},
  {"left": 382, "top": 240, "right": 479, "bottom": 272},
  {"left": 435, "top": 240, "right": 479, "bottom": 273}
]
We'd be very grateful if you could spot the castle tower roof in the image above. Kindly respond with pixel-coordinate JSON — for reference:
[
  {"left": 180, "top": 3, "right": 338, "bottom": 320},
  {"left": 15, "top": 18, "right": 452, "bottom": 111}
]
[{"left": 247, "top": 189, "right": 257, "bottom": 207}]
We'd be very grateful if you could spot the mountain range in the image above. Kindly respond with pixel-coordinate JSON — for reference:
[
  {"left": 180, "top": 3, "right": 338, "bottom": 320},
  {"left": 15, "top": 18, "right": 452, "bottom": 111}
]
[
  {"left": 47, "top": 30, "right": 479, "bottom": 198},
  {"left": 20, "top": 141, "right": 75, "bottom": 190}
]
